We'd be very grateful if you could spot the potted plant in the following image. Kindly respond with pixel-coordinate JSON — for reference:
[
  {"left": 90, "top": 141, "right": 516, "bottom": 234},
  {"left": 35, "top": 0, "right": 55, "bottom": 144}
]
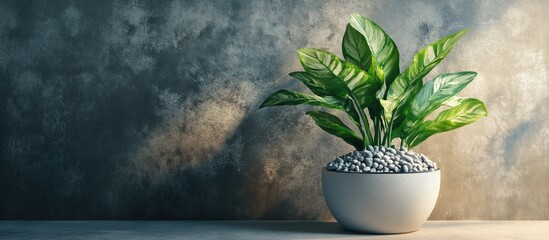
[{"left": 259, "top": 14, "right": 487, "bottom": 234}]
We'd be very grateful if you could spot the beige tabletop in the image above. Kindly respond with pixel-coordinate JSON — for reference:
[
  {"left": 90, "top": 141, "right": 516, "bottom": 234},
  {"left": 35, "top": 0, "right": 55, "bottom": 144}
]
[{"left": 0, "top": 220, "right": 547, "bottom": 239}]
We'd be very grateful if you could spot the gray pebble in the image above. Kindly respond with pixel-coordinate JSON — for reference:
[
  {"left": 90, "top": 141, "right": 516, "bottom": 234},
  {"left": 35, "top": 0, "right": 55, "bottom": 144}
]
[
  {"left": 352, "top": 159, "right": 360, "bottom": 164},
  {"left": 376, "top": 164, "right": 383, "bottom": 170},
  {"left": 368, "top": 146, "right": 374, "bottom": 152},
  {"left": 381, "top": 161, "right": 388, "bottom": 167},
  {"left": 373, "top": 162, "right": 379, "bottom": 168},
  {"left": 363, "top": 166, "right": 371, "bottom": 171},
  {"left": 402, "top": 156, "right": 414, "bottom": 162},
  {"left": 383, "top": 167, "right": 389, "bottom": 172},
  {"left": 388, "top": 163, "right": 395, "bottom": 169},
  {"left": 370, "top": 168, "right": 376, "bottom": 173},
  {"left": 403, "top": 165, "right": 409, "bottom": 172}
]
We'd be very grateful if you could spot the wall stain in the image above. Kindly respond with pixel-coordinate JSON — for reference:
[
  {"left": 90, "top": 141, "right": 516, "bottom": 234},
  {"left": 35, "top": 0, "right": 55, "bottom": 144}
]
[{"left": 502, "top": 120, "right": 539, "bottom": 169}]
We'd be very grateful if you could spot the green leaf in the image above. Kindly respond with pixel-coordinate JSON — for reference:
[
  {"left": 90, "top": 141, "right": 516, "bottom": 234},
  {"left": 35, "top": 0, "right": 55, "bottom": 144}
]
[
  {"left": 389, "top": 80, "right": 422, "bottom": 131},
  {"left": 342, "top": 24, "right": 372, "bottom": 71},
  {"left": 342, "top": 98, "right": 361, "bottom": 127},
  {"left": 289, "top": 71, "right": 333, "bottom": 97},
  {"left": 379, "top": 99, "right": 397, "bottom": 121},
  {"left": 297, "top": 48, "right": 348, "bottom": 99},
  {"left": 259, "top": 89, "right": 343, "bottom": 110},
  {"left": 383, "top": 29, "right": 468, "bottom": 124},
  {"left": 289, "top": 68, "right": 377, "bottom": 123},
  {"left": 403, "top": 71, "right": 477, "bottom": 136},
  {"left": 407, "top": 98, "right": 488, "bottom": 147},
  {"left": 297, "top": 48, "right": 367, "bottom": 101},
  {"left": 340, "top": 61, "right": 379, "bottom": 109},
  {"left": 349, "top": 14, "right": 400, "bottom": 86},
  {"left": 297, "top": 48, "right": 377, "bottom": 145},
  {"left": 307, "top": 110, "right": 364, "bottom": 150},
  {"left": 297, "top": 48, "right": 378, "bottom": 103},
  {"left": 380, "top": 79, "right": 423, "bottom": 126},
  {"left": 442, "top": 96, "right": 470, "bottom": 107}
]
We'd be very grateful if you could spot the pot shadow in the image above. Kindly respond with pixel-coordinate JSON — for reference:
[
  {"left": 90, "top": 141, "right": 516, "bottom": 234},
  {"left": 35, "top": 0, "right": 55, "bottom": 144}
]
[
  {"left": 218, "top": 221, "right": 398, "bottom": 236},
  {"left": 221, "top": 221, "right": 351, "bottom": 234}
]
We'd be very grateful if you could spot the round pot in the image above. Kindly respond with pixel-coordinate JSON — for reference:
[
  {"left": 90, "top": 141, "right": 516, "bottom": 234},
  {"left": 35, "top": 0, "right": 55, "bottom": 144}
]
[{"left": 322, "top": 168, "right": 440, "bottom": 234}]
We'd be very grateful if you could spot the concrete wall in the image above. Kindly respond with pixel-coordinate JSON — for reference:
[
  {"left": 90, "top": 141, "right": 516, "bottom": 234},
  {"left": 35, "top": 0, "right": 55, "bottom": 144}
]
[{"left": 0, "top": 0, "right": 547, "bottom": 219}]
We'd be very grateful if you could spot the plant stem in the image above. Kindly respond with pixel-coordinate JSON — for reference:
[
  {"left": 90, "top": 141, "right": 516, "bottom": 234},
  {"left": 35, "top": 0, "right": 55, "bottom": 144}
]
[
  {"left": 380, "top": 115, "right": 387, "bottom": 146},
  {"left": 348, "top": 96, "right": 373, "bottom": 148},
  {"left": 385, "top": 120, "right": 393, "bottom": 147},
  {"left": 377, "top": 116, "right": 384, "bottom": 146},
  {"left": 373, "top": 118, "right": 379, "bottom": 145},
  {"left": 344, "top": 97, "right": 368, "bottom": 149}
]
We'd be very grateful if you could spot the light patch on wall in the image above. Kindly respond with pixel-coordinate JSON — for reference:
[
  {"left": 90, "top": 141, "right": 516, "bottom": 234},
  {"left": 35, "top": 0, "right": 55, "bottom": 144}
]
[
  {"left": 120, "top": 80, "right": 258, "bottom": 186},
  {"left": 62, "top": 6, "right": 82, "bottom": 36}
]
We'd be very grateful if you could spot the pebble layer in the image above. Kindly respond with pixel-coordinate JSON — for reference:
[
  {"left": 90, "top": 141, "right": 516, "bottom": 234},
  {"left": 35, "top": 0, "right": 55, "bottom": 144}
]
[{"left": 326, "top": 146, "right": 438, "bottom": 173}]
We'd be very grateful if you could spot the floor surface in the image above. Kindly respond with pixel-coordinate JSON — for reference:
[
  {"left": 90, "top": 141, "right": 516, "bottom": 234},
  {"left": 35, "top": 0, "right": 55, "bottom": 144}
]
[{"left": 0, "top": 221, "right": 547, "bottom": 239}]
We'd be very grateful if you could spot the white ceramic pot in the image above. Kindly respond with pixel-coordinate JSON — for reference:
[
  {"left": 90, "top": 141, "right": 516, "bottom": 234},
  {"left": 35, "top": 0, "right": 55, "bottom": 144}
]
[{"left": 322, "top": 168, "right": 440, "bottom": 234}]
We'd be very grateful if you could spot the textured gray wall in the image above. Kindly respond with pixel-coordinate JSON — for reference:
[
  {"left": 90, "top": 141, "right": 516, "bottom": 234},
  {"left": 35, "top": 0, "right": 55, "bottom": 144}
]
[{"left": 0, "top": 0, "right": 547, "bottom": 220}]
